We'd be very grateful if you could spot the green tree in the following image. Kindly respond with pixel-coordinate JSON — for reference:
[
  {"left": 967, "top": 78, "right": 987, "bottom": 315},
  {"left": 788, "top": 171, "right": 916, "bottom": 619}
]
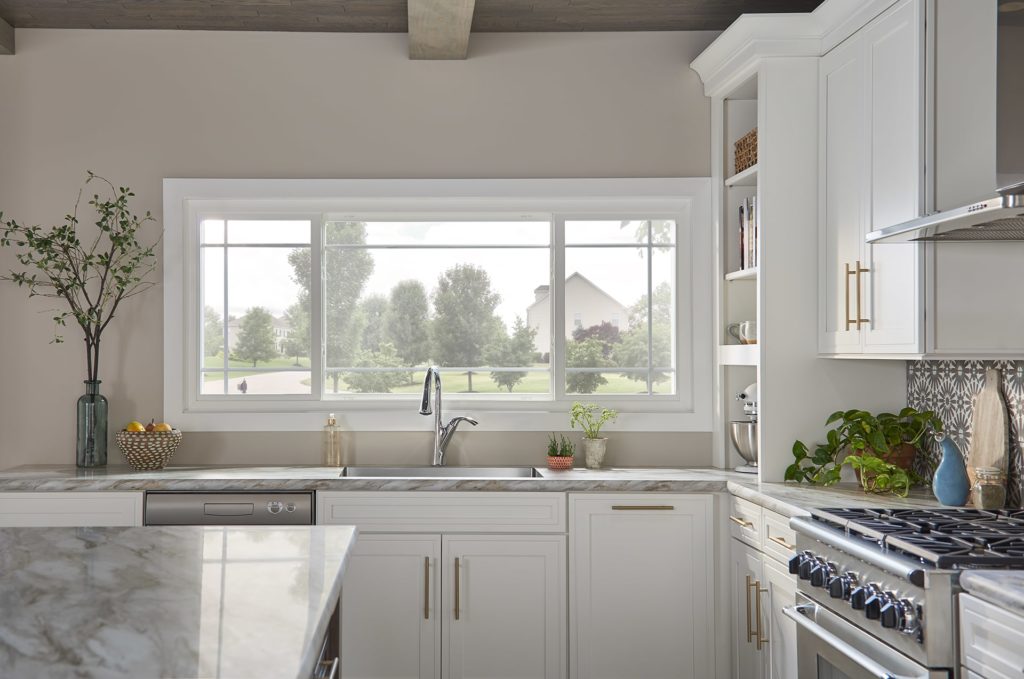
[
  {"left": 233, "top": 307, "right": 279, "bottom": 367},
  {"left": 572, "top": 321, "right": 621, "bottom": 358},
  {"left": 359, "top": 294, "right": 389, "bottom": 353},
  {"left": 431, "top": 264, "right": 502, "bottom": 393},
  {"left": 487, "top": 317, "right": 538, "bottom": 393},
  {"left": 204, "top": 305, "right": 224, "bottom": 357},
  {"left": 282, "top": 302, "right": 309, "bottom": 366},
  {"left": 289, "top": 221, "right": 373, "bottom": 393},
  {"left": 345, "top": 342, "right": 410, "bottom": 393},
  {"left": 385, "top": 280, "right": 431, "bottom": 366},
  {"left": 566, "top": 338, "right": 613, "bottom": 394},
  {"left": 616, "top": 282, "right": 673, "bottom": 387}
]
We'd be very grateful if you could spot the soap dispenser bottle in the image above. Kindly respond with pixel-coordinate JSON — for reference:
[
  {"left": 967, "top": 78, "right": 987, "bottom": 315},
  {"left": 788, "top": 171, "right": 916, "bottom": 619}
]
[{"left": 324, "top": 413, "right": 343, "bottom": 467}]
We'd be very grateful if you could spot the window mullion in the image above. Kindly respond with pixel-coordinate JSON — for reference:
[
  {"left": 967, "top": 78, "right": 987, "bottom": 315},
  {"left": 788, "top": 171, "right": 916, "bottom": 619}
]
[
  {"left": 646, "top": 220, "right": 654, "bottom": 396},
  {"left": 222, "top": 225, "right": 229, "bottom": 395},
  {"left": 311, "top": 215, "right": 325, "bottom": 400},
  {"left": 552, "top": 217, "right": 566, "bottom": 401}
]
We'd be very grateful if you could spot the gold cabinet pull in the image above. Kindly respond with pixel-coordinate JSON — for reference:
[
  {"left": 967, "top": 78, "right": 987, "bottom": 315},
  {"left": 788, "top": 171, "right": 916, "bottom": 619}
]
[
  {"left": 729, "top": 515, "right": 754, "bottom": 529},
  {"left": 769, "top": 535, "right": 795, "bottom": 551},
  {"left": 854, "top": 260, "right": 870, "bottom": 328},
  {"left": 845, "top": 262, "right": 856, "bottom": 330},
  {"left": 454, "top": 557, "right": 461, "bottom": 621},
  {"left": 745, "top": 575, "right": 756, "bottom": 642},
  {"left": 612, "top": 505, "right": 675, "bottom": 511},
  {"left": 424, "top": 556, "right": 430, "bottom": 620},
  {"left": 756, "top": 582, "right": 769, "bottom": 650}
]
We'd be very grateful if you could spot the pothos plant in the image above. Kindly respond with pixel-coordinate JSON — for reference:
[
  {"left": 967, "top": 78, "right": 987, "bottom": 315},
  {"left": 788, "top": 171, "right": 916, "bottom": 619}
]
[
  {"left": 0, "top": 172, "right": 159, "bottom": 383},
  {"left": 785, "top": 407, "right": 943, "bottom": 497}
]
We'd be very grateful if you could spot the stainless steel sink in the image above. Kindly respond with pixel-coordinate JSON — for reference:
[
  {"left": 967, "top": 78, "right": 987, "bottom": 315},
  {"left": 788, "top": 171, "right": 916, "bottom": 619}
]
[{"left": 341, "top": 466, "right": 541, "bottom": 478}]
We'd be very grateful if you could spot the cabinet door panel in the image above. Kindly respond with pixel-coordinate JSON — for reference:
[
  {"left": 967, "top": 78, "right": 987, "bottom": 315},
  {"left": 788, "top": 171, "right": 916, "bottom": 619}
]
[
  {"left": 570, "top": 494, "right": 714, "bottom": 679},
  {"left": 863, "top": 0, "right": 924, "bottom": 353},
  {"left": 443, "top": 535, "right": 566, "bottom": 679},
  {"left": 762, "top": 559, "right": 797, "bottom": 679},
  {"left": 730, "top": 538, "right": 764, "bottom": 679},
  {"left": 819, "top": 35, "right": 868, "bottom": 355},
  {"left": 342, "top": 535, "right": 441, "bottom": 679}
]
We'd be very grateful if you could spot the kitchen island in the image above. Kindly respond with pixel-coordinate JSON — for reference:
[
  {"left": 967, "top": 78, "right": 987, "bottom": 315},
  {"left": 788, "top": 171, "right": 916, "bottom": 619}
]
[{"left": 0, "top": 524, "right": 355, "bottom": 678}]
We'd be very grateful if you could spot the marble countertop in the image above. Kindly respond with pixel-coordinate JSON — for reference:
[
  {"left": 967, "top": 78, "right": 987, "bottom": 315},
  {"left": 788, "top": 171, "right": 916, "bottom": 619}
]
[
  {"left": 727, "top": 479, "right": 945, "bottom": 518},
  {"left": 0, "top": 464, "right": 739, "bottom": 492},
  {"left": 960, "top": 571, "right": 1024, "bottom": 617},
  {"left": 0, "top": 524, "right": 356, "bottom": 679}
]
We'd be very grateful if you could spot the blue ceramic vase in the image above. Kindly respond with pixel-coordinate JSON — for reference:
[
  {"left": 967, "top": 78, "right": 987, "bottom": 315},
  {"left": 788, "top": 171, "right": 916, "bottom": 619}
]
[{"left": 932, "top": 433, "right": 970, "bottom": 506}]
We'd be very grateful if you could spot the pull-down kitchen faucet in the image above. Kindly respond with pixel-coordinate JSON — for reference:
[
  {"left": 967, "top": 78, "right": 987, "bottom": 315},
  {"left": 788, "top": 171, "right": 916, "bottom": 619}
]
[{"left": 420, "top": 367, "right": 478, "bottom": 466}]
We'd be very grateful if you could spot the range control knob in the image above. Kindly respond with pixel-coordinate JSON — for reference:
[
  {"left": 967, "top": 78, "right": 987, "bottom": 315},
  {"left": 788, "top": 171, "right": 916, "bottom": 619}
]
[
  {"left": 827, "top": 573, "right": 857, "bottom": 600},
  {"left": 788, "top": 553, "right": 803, "bottom": 575},
  {"left": 864, "top": 590, "right": 887, "bottom": 620},
  {"left": 880, "top": 597, "right": 905, "bottom": 629},
  {"left": 809, "top": 560, "right": 835, "bottom": 588},
  {"left": 899, "top": 600, "right": 921, "bottom": 636},
  {"left": 267, "top": 501, "right": 283, "bottom": 514},
  {"left": 849, "top": 585, "right": 871, "bottom": 610},
  {"left": 798, "top": 556, "right": 816, "bottom": 581}
]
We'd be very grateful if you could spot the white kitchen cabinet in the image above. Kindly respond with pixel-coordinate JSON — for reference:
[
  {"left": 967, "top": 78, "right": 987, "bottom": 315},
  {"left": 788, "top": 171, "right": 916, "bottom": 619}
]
[
  {"left": 0, "top": 491, "right": 143, "bottom": 526},
  {"left": 443, "top": 535, "right": 566, "bottom": 679},
  {"left": 819, "top": 0, "right": 924, "bottom": 357},
  {"left": 569, "top": 494, "right": 714, "bottom": 679},
  {"left": 959, "top": 592, "right": 1024, "bottom": 679},
  {"left": 322, "top": 492, "right": 567, "bottom": 679},
  {"left": 762, "top": 558, "right": 798, "bottom": 679},
  {"left": 730, "top": 537, "right": 765, "bottom": 679},
  {"left": 341, "top": 535, "right": 441, "bottom": 679}
]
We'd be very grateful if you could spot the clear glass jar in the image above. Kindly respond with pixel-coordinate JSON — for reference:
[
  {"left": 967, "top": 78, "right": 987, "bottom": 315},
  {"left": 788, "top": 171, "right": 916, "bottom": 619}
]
[{"left": 971, "top": 467, "right": 1006, "bottom": 510}]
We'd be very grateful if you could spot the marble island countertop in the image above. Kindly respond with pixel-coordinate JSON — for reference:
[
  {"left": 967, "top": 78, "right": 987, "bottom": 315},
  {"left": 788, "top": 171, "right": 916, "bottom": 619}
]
[
  {"left": 960, "top": 571, "right": 1024, "bottom": 618},
  {"left": 0, "top": 524, "right": 356, "bottom": 679}
]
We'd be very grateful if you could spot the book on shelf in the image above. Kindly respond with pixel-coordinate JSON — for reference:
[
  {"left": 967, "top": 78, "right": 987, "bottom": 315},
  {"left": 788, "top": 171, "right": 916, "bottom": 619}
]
[{"left": 738, "top": 195, "right": 758, "bottom": 271}]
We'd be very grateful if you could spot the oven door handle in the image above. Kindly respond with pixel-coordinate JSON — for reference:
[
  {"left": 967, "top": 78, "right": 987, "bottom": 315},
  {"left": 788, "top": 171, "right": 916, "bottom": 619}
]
[{"left": 783, "top": 603, "right": 929, "bottom": 679}]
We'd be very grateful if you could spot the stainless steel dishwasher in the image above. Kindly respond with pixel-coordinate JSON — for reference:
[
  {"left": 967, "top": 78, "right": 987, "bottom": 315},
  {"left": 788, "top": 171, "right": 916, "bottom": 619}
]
[{"left": 144, "top": 491, "right": 314, "bottom": 525}]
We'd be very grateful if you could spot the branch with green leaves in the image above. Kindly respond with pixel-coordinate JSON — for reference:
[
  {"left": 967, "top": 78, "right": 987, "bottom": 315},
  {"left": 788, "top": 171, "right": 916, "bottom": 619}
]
[{"left": 0, "top": 172, "right": 159, "bottom": 382}]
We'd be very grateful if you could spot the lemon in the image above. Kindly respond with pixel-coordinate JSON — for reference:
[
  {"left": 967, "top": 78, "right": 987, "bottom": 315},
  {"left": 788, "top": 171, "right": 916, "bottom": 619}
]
[
  {"left": 153, "top": 422, "right": 173, "bottom": 432},
  {"left": 124, "top": 421, "right": 146, "bottom": 432}
]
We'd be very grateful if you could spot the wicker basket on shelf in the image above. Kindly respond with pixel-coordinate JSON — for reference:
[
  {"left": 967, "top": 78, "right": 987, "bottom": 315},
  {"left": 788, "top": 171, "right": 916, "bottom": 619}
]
[
  {"left": 734, "top": 127, "right": 758, "bottom": 175},
  {"left": 115, "top": 430, "right": 183, "bottom": 471}
]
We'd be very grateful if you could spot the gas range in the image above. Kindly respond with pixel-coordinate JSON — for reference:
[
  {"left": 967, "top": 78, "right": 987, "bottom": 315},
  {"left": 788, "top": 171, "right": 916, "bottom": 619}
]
[{"left": 788, "top": 507, "right": 1024, "bottom": 676}]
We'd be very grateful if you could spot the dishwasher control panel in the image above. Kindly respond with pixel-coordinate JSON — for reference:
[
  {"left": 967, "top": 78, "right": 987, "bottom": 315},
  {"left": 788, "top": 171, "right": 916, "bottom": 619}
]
[{"left": 144, "top": 492, "right": 314, "bottom": 525}]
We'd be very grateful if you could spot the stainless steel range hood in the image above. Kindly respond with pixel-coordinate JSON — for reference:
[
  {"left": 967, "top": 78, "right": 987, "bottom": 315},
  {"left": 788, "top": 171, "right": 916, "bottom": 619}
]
[{"left": 866, "top": 182, "right": 1024, "bottom": 243}]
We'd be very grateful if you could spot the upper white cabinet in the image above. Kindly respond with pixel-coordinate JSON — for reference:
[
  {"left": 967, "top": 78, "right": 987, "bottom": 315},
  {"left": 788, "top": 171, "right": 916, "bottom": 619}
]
[
  {"left": 569, "top": 494, "right": 715, "bottom": 679},
  {"left": 819, "top": 0, "right": 924, "bottom": 356}
]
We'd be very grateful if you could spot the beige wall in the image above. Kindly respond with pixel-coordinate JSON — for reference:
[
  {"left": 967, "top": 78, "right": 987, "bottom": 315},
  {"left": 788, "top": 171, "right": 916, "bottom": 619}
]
[{"left": 0, "top": 28, "right": 716, "bottom": 469}]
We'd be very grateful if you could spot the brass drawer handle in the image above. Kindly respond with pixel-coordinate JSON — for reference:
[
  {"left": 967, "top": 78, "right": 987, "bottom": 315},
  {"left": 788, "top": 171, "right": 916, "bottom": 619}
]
[
  {"left": 855, "top": 260, "right": 870, "bottom": 329},
  {"left": 845, "top": 262, "right": 855, "bottom": 331},
  {"left": 612, "top": 505, "right": 675, "bottom": 511},
  {"left": 454, "top": 557, "right": 460, "bottom": 621},
  {"left": 756, "top": 582, "right": 769, "bottom": 650},
  {"left": 745, "top": 575, "right": 756, "bottom": 643},
  {"left": 729, "top": 515, "right": 754, "bottom": 528},
  {"left": 769, "top": 535, "right": 795, "bottom": 551},
  {"left": 424, "top": 556, "right": 430, "bottom": 620}
]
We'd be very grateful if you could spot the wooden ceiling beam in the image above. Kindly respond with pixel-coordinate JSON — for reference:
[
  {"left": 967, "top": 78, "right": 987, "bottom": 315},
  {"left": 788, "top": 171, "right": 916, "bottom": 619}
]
[
  {"left": 408, "top": 0, "right": 476, "bottom": 60},
  {"left": 0, "top": 17, "right": 13, "bottom": 55}
]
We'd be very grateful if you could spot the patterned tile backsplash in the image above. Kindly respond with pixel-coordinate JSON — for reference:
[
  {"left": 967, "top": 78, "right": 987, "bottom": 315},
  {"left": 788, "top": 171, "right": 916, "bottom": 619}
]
[{"left": 907, "top": 360, "right": 1024, "bottom": 507}]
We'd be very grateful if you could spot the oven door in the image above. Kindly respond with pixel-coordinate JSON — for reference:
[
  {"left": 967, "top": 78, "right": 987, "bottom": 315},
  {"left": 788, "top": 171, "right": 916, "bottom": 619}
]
[{"left": 784, "top": 595, "right": 950, "bottom": 679}]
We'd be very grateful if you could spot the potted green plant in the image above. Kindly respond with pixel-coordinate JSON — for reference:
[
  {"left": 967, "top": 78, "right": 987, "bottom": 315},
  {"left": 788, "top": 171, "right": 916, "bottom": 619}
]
[
  {"left": 785, "top": 407, "right": 942, "bottom": 497},
  {"left": 570, "top": 402, "right": 618, "bottom": 469},
  {"left": 0, "top": 172, "right": 158, "bottom": 468},
  {"left": 546, "top": 434, "right": 575, "bottom": 470}
]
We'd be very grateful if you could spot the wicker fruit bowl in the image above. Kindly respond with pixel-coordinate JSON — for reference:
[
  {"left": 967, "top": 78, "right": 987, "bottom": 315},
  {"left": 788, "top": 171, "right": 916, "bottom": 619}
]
[{"left": 115, "top": 430, "right": 183, "bottom": 471}]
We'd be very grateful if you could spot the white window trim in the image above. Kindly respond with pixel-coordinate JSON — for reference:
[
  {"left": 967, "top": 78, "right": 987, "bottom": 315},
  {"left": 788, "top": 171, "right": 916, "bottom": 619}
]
[{"left": 163, "top": 178, "right": 712, "bottom": 432}]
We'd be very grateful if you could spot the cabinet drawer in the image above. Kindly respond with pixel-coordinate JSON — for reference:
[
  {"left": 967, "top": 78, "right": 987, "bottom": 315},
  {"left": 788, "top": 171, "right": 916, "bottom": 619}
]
[
  {"left": 317, "top": 492, "right": 566, "bottom": 533},
  {"left": 960, "top": 593, "right": 1024, "bottom": 679},
  {"left": 0, "top": 492, "right": 143, "bottom": 527},
  {"left": 761, "top": 509, "right": 797, "bottom": 565},
  {"left": 728, "top": 495, "right": 762, "bottom": 548}
]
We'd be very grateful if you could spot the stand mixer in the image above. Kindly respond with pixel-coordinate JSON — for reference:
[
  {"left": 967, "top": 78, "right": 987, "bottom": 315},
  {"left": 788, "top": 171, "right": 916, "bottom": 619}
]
[{"left": 730, "top": 382, "right": 759, "bottom": 474}]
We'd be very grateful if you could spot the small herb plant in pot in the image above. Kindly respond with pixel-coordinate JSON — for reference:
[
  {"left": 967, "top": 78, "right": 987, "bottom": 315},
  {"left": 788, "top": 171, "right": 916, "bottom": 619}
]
[
  {"left": 785, "top": 407, "right": 942, "bottom": 497},
  {"left": 546, "top": 434, "right": 575, "bottom": 470},
  {"left": 570, "top": 402, "right": 618, "bottom": 469}
]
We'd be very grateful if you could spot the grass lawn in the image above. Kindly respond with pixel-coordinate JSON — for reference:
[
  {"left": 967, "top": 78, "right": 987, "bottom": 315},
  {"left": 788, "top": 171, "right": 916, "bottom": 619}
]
[
  {"left": 318, "top": 368, "right": 670, "bottom": 395},
  {"left": 203, "top": 354, "right": 309, "bottom": 381}
]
